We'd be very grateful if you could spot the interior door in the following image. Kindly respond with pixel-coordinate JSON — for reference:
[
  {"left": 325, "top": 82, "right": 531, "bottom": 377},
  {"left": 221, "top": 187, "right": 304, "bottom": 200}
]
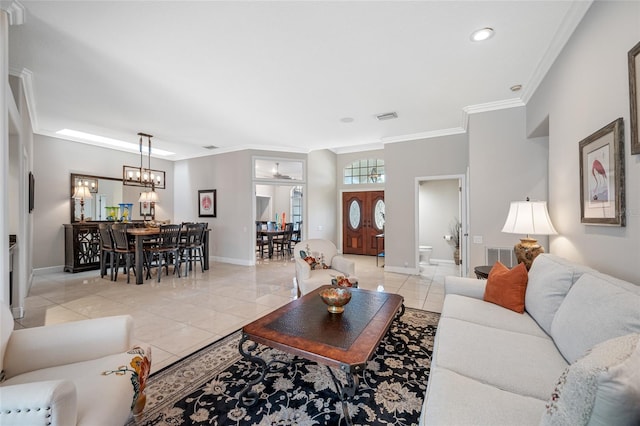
[{"left": 343, "top": 191, "right": 384, "bottom": 255}]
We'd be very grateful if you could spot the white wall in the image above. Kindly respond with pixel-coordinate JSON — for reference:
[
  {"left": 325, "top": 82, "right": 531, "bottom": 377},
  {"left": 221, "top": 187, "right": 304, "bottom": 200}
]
[
  {"left": 33, "top": 135, "right": 174, "bottom": 269},
  {"left": 527, "top": 1, "right": 640, "bottom": 283},
  {"left": 418, "top": 179, "right": 459, "bottom": 263},
  {"left": 468, "top": 106, "right": 549, "bottom": 273},
  {"left": 384, "top": 135, "right": 468, "bottom": 272}
]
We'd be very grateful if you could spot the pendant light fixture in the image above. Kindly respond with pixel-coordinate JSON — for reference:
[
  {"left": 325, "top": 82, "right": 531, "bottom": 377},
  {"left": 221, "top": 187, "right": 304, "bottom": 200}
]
[{"left": 122, "top": 133, "right": 166, "bottom": 190}]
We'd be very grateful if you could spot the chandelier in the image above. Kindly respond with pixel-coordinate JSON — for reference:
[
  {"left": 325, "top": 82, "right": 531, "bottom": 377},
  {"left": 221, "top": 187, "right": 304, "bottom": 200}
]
[{"left": 122, "top": 132, "right": 166, "bottom": 191}]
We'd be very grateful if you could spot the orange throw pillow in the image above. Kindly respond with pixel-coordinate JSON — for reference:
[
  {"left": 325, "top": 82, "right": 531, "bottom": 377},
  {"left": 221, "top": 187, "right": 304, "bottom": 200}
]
[{"left": 483, "top": 261, "right": 528, "bottom": 313}]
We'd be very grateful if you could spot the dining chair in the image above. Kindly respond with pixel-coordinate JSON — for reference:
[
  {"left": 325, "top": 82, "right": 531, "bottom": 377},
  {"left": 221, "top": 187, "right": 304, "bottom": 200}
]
[
  {"left": 111, "top": 223, "right": 136, "bottom": 284},
  {"left": 145, "top": 224, "right": 182, "bottom": 282},
  {"left": 274, "top": 222, "right": 294, "bottom": 258},
  {"left": 98, "top": 223, "right": 116, "bottom": 281},
  {"left": 179, "top": 222, "right": 206, "bottom": 275},
  {"left": 256, "top": 222, "right": 268, "bottom": 258},
  {"left": 290, "top": 221, "right": 302, "bottom": 251}
]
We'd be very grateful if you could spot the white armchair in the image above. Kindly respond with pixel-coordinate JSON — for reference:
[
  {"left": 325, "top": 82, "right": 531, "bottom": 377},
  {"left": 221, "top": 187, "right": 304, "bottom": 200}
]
[
  {"left": 0, "top": 303, "right": 150, "bottom": 426},
  {"left": 294, "top": 239, "right": 355, "bottom": 295}
]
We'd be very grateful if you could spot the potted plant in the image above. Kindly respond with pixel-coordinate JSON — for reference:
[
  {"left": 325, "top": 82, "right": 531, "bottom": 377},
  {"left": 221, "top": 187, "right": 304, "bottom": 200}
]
[{"left": 449, "top": 218, "right": 461, "bottom": 265}]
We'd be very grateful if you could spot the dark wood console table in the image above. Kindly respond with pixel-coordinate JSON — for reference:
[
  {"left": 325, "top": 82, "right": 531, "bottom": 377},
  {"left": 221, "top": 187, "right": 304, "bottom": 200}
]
[{"left": 64, "top": 223, "right": 101, "bottom": 272}]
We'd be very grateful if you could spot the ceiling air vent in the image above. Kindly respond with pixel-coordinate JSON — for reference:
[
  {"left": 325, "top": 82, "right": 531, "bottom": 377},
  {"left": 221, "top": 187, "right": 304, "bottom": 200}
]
[
  {"left": 376, "top": 112, "right": 398, "bottom": 121},
  {"left": 202, "top": 145, "right": 218, "bottom": 150}
]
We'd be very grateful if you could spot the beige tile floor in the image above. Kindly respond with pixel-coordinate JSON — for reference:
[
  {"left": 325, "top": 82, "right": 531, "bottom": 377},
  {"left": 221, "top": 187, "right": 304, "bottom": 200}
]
[{"left": 15, "top": 255, "right": 456, "bottom": 373}]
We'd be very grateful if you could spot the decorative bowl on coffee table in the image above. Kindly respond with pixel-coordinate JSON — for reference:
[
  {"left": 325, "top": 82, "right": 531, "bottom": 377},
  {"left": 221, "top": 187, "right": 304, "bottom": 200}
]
[{"left": 319, "top": 287, "right": 352, "bottom": 313}]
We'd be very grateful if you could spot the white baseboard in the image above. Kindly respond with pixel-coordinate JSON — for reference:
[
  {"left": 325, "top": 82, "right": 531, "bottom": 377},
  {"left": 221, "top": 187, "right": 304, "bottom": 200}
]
[
  {"left": 33, "top": 265, "right": 65, "bottom": 275},
  {"left": 384, "top": 265, "right": 420, "bottom": 275},
  {"left": 429, "top": 258, "right": 455, "bottom": 265},
  {"left": 211, "top": 256, "right": 253, "bottom": 266}
]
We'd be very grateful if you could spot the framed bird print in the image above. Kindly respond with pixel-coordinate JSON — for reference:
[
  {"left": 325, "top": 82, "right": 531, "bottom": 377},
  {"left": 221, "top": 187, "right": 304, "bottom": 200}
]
[{"left": 579, "top": 118, "right": 625, "bottom": 226}]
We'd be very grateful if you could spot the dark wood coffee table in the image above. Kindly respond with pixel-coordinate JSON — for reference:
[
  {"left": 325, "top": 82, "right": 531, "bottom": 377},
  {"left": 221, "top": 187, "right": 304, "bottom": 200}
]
[{"left": 238, "top": 285, "right": 404, "bottom": 424}]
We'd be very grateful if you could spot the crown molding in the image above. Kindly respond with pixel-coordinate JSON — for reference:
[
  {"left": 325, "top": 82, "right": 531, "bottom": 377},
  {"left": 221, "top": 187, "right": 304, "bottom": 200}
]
[
  {"left": 9, "top": 67, "right": 38, "bottom": 132},
  {"left": 381, "top": 127, "right": 467, "bottom": 145},
  {"left": 0, "top": 1, "right": 25, "bottom": 25},
  {"left": 463, "top": 98, "right": 526, "bottom": 116},
  {"left": 520, "top": 0, "right": 593, "bottom": 104}
]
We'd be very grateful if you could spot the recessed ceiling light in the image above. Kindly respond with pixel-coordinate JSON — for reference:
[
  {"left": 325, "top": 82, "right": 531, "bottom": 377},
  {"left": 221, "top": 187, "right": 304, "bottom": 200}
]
[
  {"left": 470, "top": 27, "right": 494, "bottom": 42},
  {"left": 510, "top": 84, "right": 523, "bottom": 92},
  {"left": 340, "top": 117, "right": 355, "bottom": 123}
]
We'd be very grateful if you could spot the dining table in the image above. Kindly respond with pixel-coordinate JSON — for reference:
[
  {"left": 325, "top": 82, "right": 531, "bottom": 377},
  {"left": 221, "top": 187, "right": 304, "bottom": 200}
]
[
  {"left": 127, "top": 226, "right": 210, "bottom": 285},
  {"left": 257, "top": 229, "right": 288, "bottom": 259}
]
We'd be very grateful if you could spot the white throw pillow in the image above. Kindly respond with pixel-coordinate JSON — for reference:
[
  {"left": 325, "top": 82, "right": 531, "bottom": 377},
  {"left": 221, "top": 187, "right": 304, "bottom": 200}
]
[{"left": 540, "top": 333, "right": 640, "bottom": 426}]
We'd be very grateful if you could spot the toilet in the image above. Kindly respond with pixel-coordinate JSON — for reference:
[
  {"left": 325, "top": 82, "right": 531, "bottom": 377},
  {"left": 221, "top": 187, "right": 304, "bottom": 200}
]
[{"left": 419, "top": 245, "right": 433, "bottom": 265}]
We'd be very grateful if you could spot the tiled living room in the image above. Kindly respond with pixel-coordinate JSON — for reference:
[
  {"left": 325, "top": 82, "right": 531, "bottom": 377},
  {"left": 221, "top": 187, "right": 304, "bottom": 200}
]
[
  {"left": 14, "top": 255, "right": 452, "bottom": 373},
  {"left": 2, "top": 1, "right": 640, "bottom": 425}
]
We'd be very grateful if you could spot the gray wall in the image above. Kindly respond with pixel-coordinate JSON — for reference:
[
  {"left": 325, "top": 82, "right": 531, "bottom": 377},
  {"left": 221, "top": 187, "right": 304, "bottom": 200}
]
[
  {"left": 384, "top": 134, "right": 468, "bottom": 272},
  {"left": 33, "top": 135, "right": 174, "bottom": 269},
  {"left": 468, "top": 106, "right": 549, "bottom": 272},
  {"left": 307, "top": 149, "right": 338, "bottom": 242},
  {"left": 527, "top": 0, "right": 640, "bottom": 283},
  {"left": 173, "top": 149, "right": 307, "bottom": 265}
]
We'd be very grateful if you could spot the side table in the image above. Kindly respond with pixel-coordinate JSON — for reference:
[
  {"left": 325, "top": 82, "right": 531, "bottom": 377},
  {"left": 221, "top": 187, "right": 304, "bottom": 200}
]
[{"left": 473, "top": 265, "right": 493, "bottom": 279}]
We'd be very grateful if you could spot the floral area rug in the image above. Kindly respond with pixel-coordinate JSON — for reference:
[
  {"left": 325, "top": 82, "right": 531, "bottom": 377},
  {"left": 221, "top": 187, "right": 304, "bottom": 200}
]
[{"left": 129, "top": 308, "right": 439, "bottom": 426}]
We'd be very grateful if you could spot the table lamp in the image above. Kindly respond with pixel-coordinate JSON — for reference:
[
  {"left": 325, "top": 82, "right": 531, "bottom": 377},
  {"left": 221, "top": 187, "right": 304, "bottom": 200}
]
[
  {"left": 501, "top": 198, "right": 557, "bottom": 270},
  {"left": 72, "top": 185, "right": 93, "bottom": 222}
]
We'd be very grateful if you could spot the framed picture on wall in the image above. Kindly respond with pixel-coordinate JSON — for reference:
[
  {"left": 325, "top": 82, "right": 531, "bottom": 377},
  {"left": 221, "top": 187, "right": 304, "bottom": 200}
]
[
  {"left": 139, "top": 198, "right": 155, "bottom": 219},
  {"left": 28, "top": 172, "right": 35, "bottom": 213},
  {"left": 629, "top": 40, "right": 640, "bottom": 155},
  {"left": 198, "top": 189, "right": 216, "bottom": 217},
  {"left": 579, "top": 117, "right": 625, "bottom": 226}
]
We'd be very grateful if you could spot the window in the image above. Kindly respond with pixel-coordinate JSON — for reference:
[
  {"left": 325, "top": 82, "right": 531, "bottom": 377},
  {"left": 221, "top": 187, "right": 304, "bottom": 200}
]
[
  {"left": 343, "top": 159, "right": 385, "bottom": 184},
  {"left": 290, "top": 186, "right": 303, "bottom": 224}
]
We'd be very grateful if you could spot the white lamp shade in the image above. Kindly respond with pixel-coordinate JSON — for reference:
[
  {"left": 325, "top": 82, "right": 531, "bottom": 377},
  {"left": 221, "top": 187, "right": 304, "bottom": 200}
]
[
  {"left": 138, "top": 190, "right": 159, "bottom": 203},
  {"left": 72, "top": 185, "right": 93, "bottom": 199},
  {"left": 501, "top": 201, "right": 557, "bottom": 236}
]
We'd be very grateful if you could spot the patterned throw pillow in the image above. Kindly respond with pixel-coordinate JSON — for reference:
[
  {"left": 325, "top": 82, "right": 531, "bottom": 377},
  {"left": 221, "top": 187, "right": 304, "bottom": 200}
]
[
  {"left": 299, "top": 250, "right": 328, "bottom": 270},
  {"left": 103, "top": 346, "right": 152, "bottom": 418},
  {"left": 540, "top": 333, "right": 640, "bottom": 426}
]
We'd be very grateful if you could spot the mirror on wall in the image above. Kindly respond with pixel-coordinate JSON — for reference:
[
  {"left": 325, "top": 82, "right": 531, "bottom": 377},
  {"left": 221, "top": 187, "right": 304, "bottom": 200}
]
[
  {"left": 70, "top": 174, "right": 123, "bottom": 222},
  {"left": 70, "top": 173, "right": 157, "bottom": 223}
]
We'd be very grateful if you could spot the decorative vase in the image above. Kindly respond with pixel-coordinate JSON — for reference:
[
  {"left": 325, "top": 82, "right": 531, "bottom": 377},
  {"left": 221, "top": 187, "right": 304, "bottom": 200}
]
[
  {"left": 454, "top": 247, "right": 461, "bottom": 265},
  {"left": 119, "top": 203, "right": 133, "bottom": 222}
]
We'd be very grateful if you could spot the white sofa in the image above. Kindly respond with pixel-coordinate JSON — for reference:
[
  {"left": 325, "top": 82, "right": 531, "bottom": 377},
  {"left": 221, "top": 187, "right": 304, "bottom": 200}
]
[
  {"left": 420, "top": 254, "right": 640, "bottom": 425},
  {"left": 294, "top": 239, "right": 355, "bottom": 295},
  {"left": 0, "top": 303, "right": 150, "bottom": 426}
]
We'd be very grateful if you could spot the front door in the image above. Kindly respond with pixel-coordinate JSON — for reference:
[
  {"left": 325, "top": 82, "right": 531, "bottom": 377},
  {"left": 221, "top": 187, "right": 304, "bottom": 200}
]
[{"left": 343, "top": 191, "right": 384, "bottom": 255}]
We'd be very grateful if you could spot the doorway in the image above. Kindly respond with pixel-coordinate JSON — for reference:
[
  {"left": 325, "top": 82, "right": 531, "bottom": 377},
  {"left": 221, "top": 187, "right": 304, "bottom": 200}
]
[
  {"left": 416, "top": 175, "right": 467, "bottom": 276},
  {"left": 342, "top": 191, "right": 384, "bottom": 256}
]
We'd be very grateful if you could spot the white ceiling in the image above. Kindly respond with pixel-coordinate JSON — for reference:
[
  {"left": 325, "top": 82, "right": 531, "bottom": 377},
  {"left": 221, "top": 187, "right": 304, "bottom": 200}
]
[{"left": 8, "top": 1, "right": 592, "bottom": 161}]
